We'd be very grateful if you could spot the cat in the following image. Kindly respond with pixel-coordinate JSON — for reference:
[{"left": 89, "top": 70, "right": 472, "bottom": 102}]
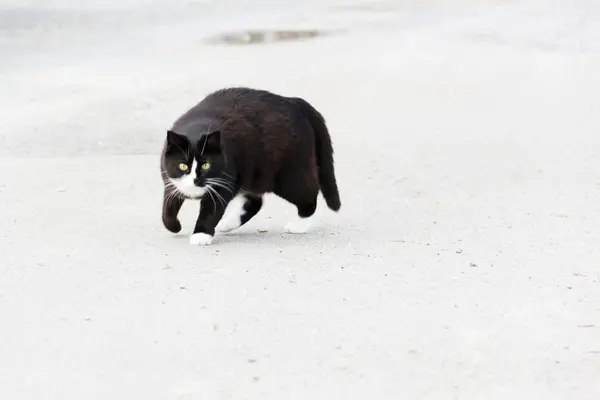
[{"left": 160, "top": 87, "right": 341, "bottom": 245}]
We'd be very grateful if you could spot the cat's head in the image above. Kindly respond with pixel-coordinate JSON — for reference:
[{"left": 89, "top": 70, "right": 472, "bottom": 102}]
[{"left": 161, "top": 129, "right": 228, "bottom": 199}]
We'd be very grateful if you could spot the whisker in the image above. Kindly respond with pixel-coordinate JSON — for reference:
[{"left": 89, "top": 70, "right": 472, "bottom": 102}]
[
  {"left": 164, "top": 186, "right": 179, "bottom": 199},
  {"left": 200, "top": 123, "right": 212, "bottom": 156},
  {"left": 205, "top": 187, "right": 217, "bottom": 215},
  {"left": 206, "top": 180, "right": 235, "bottom": 195},
  {"left": 213, "top": 189, "right": 227, "bottom": 209},
  {"left": 209, "top": 186, "right": 233, "bottom": 198},
  {"left": 210, "top": 185, "right": 233, "bottom": 196},
  {"left": 209, "top": 179, "right": 237, "bottom": 193},
  {"left": 208, "top": 177, "right": 236, "bottom": 188},
  {"left": 206, "top": 186, "right": 226, "bottom": 213},
  {"left": 173, "top": 142, "right": 188, "bottom": 159},
  {"left": 162, "top": 187, "right": 180, "bottom": 213},
  {"left": 207, "top": 185, "right": 227, "bottom": 209},
  {"left": 163, "top": 182, "right": 177, "bottom": 191},
  {"left": 209, "top": 184, "right": 233, "bottom": 195},
  {"left": 222, "top": 172, "right": 236, "bottom": 180}
]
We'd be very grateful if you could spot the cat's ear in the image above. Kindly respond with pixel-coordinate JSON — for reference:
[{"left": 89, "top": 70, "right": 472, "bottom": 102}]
[
  {"left": 166, "top": 130, "right": 188, "bottom": 146},
  {"left": 165, "top": 130, "right": 190, "bottom": 155},
  {"left": 200, "top": 130, "right": 222, "bottom": 153}
]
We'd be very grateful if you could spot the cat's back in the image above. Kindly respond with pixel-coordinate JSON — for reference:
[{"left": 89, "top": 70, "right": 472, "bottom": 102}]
[
  {"left": 171, "top": 88, "right": 262, "bottom": 133},
  {"left": 199, "top": 87, "right": 293, "bottom": 115},
  {"left": 173, "top": 87, "right": 308, "bottom": 142}
]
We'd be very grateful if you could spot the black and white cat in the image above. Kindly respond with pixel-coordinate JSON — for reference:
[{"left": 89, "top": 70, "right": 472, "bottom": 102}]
[{"left": 160, "top": 87, "right": 341, "bottom": 245}]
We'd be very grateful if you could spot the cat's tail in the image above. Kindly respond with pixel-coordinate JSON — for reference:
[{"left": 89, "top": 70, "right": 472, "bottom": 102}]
[{"left": 291, "top": 97, "right": 341, "bottom": 212}]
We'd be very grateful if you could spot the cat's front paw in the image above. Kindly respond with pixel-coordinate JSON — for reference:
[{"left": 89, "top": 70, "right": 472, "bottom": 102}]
[
  {"left": 162, "top": 217, "right": 182, "bottom": 233},
  {"left": 216, "top": 217, "right": 240, "bottom": 233},
  {"left": 189, "top": 233, "right": 213, "bottom": 245}
]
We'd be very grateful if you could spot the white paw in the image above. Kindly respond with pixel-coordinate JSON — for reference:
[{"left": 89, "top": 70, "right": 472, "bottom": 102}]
[
  {"left": 216, "top": 195, "right": 246, "bottom": 232},
  {"left": 189, "top": 233, "right": 213, "bottom": 245},
  {"left": 215, "top": 216, "right": 241, "bottom": 232},
  {"left": 284, "top": 217, "right": 313, "bottom": 234}
]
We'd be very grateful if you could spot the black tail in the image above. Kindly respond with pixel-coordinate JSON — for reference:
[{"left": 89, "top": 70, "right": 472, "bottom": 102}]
[{"left": 291, "top": 97, "right": 341, "bottom": 211}]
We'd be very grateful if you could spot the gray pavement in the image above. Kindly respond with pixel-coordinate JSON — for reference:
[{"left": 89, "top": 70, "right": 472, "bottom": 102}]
[{"left": 1, "top": 0, "right": 600, "bottom": 399}]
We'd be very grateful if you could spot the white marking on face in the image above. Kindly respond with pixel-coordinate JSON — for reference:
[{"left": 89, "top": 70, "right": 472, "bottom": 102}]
[
  {"left": 189, "top": 232, "right": 213, "bottom": 245},
  {"left": 170, "top": 160, "right": 206, "bottom": 199},
  {"left": 284, "top": 215, "right": 313, "bottom": 234},
  {"left": 216, "top": 194, "right": 247, "bottom": 232}
]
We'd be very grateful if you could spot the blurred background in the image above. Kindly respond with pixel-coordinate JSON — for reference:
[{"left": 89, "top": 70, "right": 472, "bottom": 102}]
[
  {"left": 1, "top": 1, "right": 600, "bottom": 399},
  {"left": 2, "top": 0, "right": 599, "bottom": 157}
]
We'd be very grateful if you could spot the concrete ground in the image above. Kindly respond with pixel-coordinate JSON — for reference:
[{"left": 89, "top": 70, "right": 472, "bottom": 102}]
[{"left": 1, "top": 0, "right": 599, "bottom": 399}]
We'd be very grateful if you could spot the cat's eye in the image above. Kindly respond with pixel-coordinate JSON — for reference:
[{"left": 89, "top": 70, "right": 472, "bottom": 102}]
[
  {"left": 201, "top": 162, "right": 211, "bottom": 170},
  {"left": 178, "top": 163, "right": 189, "bottom": 172}
]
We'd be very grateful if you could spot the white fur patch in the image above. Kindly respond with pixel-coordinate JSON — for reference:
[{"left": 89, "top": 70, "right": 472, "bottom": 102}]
[
  {"left": 189, "top": 233, "right": 213, "bottom": 245},
  {"left": 284, "top": 215, "right": 313, "bottom": 234},
  {"left": 216, "top": 194, "right": 246, "bottom": 232},
  {"left": 170, "top": 160, "right": 206, "bottom": 199}
]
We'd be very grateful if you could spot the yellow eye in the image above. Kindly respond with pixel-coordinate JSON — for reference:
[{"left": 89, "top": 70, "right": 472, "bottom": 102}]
[
  {"left": 201, "top": 162, "right": 211, "bottom": 170},
  {"left": 178, "top": 163, "right": 189, "bottom": 171}
]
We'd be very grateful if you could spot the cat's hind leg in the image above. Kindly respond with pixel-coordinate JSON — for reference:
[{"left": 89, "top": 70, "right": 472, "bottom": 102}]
[
  {"left": 275, "top": 168, "right": 319, "bottom": 234},
  {"left": 284, "top": 199, "right": 317, "bottom": 234},
  {"left": 216, "top": 193, "right": 263, "bottom": 233}
]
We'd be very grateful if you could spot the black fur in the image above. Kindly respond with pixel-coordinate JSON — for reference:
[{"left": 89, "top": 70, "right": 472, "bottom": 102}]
[{"left": 160, "top": 87, "right": 341, "bottom": 239}]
